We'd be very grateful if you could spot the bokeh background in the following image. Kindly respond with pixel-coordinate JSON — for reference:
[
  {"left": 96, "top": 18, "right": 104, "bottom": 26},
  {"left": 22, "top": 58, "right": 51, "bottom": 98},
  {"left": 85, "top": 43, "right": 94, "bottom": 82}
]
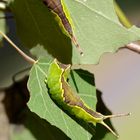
[
  {"left": 0, "top": 0, "right": 140, "bottom": 140},
  {"left": 93, "top": 1, "right": 140, "bottom": 139}
]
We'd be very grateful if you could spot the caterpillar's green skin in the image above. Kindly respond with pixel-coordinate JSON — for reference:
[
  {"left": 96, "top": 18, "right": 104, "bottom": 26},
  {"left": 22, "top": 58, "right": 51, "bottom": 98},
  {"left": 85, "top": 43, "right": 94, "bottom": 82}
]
[
  {"left": 45, "top": 59, "right": 122, "bottom": 137},
  {"left": 46, "top": 60, "right": 103, "bottom": 123}
]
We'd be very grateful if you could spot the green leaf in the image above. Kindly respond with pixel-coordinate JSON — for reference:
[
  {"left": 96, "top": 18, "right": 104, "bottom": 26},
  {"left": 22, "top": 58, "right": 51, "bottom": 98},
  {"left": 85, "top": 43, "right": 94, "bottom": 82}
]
[
  {"left": 11, "top": 109, "right": 71, "bottom": 140},
  {"left": 10, "top": 0, "right": 140, "bottom": 64},
  {"left": 64, "top": 0, "right": 140, "bottom": 64},
  {"left": 27, "top": 57, "right": 97, "bottom": 140},
  {"left": 9, "top": 0, "right": 73, "bottom": 64}
]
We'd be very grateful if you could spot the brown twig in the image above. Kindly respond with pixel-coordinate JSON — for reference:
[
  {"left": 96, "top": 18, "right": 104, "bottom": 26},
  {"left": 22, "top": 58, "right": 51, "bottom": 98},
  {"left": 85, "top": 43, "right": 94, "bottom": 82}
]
[
  {"left": 126, "top": 42, "right": 140, "bottom": 53},
  {"left": 0, "top": 30, "right": 36, "bottom": 64}
]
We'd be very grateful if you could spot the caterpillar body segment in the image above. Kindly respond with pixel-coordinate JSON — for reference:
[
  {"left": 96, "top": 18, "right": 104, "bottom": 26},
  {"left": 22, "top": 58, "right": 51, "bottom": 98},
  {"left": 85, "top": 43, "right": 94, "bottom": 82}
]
[
  {"left": 45, "top": 59, "right": 130, "bottom": 137},
  {"left": 43, "top": 0, "right": 83, "bottom": 55}
]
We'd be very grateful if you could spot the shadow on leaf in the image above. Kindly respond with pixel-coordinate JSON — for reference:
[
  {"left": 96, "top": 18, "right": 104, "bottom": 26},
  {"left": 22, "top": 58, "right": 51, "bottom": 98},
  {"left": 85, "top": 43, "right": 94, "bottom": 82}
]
[
  {"left": 91, "top": 90, "right": 117, "bottom": 140},
  {"left": 21, "top": 108, "right": 71, "bottom": 140},
  {"left": 1, "top": 71, "right": 117, "bottom": 140},
  {"left": 10, "top": 0, "right": 73, "bottom": 64},
  {"left": 1, "top": 76, "right": 71, "bottom": 140},
  {"left": 70, "top": 69, "right": 117, "bottom": 139}
]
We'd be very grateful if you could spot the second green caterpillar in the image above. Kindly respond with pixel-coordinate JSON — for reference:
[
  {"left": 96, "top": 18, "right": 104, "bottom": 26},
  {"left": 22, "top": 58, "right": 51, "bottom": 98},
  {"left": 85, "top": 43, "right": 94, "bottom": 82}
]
[{"left": 43, "top": 0, "right": 83, "bottom": 55}]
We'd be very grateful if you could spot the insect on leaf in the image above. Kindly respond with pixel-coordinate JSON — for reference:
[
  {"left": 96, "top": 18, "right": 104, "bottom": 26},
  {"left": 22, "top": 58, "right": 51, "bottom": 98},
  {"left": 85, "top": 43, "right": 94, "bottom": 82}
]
[
  {"left": 28, "top": 57, "right": 97, "bottom": 140},
  {"left": 45, "top": 59, "right": 130, "bottom": 138},
  {"left": 43, "top": 0, "right": 83, "bottom": 55}
]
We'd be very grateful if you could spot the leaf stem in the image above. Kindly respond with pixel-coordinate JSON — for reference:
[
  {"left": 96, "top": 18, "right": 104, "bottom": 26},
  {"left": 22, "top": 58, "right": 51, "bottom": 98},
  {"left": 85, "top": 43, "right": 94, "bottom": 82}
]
[
  {"left": 0, "top": 30, "right": 36, "bottom": 64},
  {"left": 114, "top": 1, "right": 132, "bottom": 28},
  {"left": 114, "top": 1, "right": 140, "bottom": 54},
  {"left": 126, "top": 43, "right": 140, "bottom": 53}
]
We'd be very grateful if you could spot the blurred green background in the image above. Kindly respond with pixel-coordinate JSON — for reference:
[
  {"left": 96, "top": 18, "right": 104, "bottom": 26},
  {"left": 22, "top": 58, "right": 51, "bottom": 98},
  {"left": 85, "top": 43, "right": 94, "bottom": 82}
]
[{"left": 0, "top": 0, "right": 140, "bottom": 140}]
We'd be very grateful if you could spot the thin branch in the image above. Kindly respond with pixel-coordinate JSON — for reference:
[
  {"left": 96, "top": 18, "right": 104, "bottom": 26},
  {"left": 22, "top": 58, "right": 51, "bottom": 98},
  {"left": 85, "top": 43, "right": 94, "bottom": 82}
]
[
  {"left": 125, "top": 42, "right": 140, "bottom": 53},
  {"left": 113, "top": 1, "right": 140, "bottom": 54},
  {"left": 0, "top": 30, "right": 36, "bottom": 64}
]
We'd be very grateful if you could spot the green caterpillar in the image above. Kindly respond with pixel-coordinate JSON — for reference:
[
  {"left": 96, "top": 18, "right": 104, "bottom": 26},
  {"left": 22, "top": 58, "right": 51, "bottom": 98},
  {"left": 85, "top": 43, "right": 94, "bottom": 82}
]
[
  {"left": 45, "top": 59, "right": 130, "bottom": 137},
  {"left": 43, "top": 0, "right": 83, "bottom": 55}
]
